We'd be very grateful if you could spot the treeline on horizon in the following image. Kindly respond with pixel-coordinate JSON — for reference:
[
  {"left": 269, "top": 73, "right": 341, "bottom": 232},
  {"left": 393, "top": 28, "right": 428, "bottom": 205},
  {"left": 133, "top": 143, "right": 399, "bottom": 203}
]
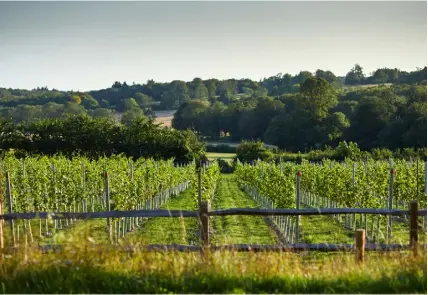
[
  {"left": 173, "top": 79, "right": 427, "bottom": 151},
  {"left": 0, "top": 64, "right": 426, "bottom": 124}
]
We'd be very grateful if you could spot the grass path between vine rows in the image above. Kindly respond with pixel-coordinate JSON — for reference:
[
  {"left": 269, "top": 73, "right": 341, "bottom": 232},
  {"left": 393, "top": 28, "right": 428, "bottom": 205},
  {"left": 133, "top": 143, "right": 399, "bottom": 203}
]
[
  {"left": 126, "top": 188, "right": 198, "bottom": 245},
  {"left": 211, "top": 174, "right": 277, "bottom": 245},
  {"left": 33, "top": 187, "right": 198, "bottom": 246}
]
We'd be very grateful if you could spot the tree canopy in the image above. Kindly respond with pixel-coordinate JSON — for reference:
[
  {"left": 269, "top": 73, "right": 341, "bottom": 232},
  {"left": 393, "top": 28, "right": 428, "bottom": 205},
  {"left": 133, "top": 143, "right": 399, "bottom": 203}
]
[{"left": 0, "top": 64, "right": 426, "bottom": 153}]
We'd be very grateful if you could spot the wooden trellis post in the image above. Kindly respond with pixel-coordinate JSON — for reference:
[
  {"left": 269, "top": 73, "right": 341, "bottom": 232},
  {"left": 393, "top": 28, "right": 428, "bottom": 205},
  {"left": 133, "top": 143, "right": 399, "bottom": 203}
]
[
  {"left": 410, "top": 201, "right": 418, "bottom": 257},
  {"left": 355, "top": 229, "right": 365, "bottom": 263}
]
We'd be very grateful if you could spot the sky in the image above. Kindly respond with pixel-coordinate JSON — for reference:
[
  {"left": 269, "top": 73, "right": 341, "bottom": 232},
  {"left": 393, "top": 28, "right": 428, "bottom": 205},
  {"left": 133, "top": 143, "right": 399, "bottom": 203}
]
[{"left": 0, "top": 1, "right": 426, "bottom": 91}]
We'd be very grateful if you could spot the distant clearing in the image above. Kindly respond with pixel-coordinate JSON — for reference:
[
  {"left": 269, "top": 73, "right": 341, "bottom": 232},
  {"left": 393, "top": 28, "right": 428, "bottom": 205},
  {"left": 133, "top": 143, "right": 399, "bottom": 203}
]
[
  {"left": 343, "top": 83, "right": 392, "bottom": 90},
  {"left": 206, "top": 141, "right": 278, "bottom": 149},
  {"left": 154, "top": 110, "right": 176, "bottom": 127},
  {"left": 207, "top": 152, "right": 236, "bottom": 160}
]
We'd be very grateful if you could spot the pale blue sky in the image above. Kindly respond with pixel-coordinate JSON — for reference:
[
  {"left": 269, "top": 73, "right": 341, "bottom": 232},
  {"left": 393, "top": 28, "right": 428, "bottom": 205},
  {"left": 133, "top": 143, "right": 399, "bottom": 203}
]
[{"left": 0, "top": 1, "right": 426, "bottom": 91}]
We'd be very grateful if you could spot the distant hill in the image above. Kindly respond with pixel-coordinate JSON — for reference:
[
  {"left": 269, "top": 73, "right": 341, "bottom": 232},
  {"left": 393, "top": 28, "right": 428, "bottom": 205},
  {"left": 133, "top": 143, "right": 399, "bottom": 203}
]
[{"left": 0, "top": 66, "right": 425, "bottom": 123}]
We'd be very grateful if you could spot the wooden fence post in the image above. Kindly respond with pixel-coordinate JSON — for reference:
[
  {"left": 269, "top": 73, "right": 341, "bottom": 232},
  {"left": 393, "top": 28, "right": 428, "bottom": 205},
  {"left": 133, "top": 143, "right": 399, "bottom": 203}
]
[
  {"left": 410, "top": 201, "right": 418, "bottom": 256},
  {"left": 355, "top": 229, "right": 365, "bottom": 263},
  {"left": 200, "top": 201, "right": 210, "bottom": 248}
]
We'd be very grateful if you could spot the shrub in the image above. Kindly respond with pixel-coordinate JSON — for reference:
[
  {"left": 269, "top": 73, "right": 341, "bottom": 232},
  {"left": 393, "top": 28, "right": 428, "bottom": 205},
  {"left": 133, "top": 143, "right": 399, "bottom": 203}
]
[
  {"left": 333, "top": 141, "right": 361, "bottom": 160},
  {"left": 236, "top": 140, "right": 274, "bottom": 163}
]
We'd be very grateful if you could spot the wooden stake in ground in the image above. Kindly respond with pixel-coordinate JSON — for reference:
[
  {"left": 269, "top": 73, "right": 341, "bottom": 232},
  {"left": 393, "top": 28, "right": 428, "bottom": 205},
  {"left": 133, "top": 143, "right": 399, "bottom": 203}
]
[
  {"left": 355, "top": 229, "right": 365, "bottom": 263},
  {"left": 200, "top": 201, "right": 210, "bottom": 247},
  {"left": 200, "top": 200, "right": 210, "bottom": 260},
  {"left": 410, "top": 201, "right": 418, "bottom": 257}
]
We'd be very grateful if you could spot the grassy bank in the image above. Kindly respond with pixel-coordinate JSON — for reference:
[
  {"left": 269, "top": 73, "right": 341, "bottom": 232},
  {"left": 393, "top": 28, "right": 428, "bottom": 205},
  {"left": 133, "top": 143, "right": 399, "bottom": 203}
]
[{"left": 0, "top": 245, "right": 425, "bottom": 293}]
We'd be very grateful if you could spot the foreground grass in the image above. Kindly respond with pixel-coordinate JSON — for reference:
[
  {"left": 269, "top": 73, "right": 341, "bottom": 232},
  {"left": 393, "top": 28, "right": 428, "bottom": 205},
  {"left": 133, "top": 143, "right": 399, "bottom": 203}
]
[
  {"left": 0, "top": 243, "right": 425, "bottom": 293},
  {"left": 211, "top": 174, "right": 277, "bottom": 245},
  {"left": 300, "top": 215, "right": 355, "bottom": 244}
]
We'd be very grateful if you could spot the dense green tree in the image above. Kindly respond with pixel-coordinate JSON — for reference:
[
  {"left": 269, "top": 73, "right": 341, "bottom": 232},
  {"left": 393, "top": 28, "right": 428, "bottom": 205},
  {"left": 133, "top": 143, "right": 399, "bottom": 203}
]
[
  {"left": 189, "top": 78, "right": 209, "bottom": 99},
  {"left": 81, "top": 95, "right": 99, "bottom": 109},
  {"left": 292, "top": 71, "right": 313, "bottom": 85},
  {"left": 325, "top": 112, "right": 350, "bottom": 142},
  {"left": 121, "top": 108, "right": 148, "bottom": 126},
  {"left": 333, "top": 100, "right": 358, "bottom": 118},
  {"left": 171, "top": 99, "right": 210, "bottom": 132},
  {"left": 347, "top": 96, "right": 395, "bottom": 149},
  {"left": 238, "top": 97, "right": 284, "bottom": 139},
  {"left": 205, "top": 79, "right": 218, "bottom": 101},
  {"left": 299, "top": 77, "right": 338, "bottom": 120},
  {"left": 134, "top": 92, "right": 154, "bottom": 107},
  {"left": 345, "top": 64, "right": 365, "bottom": 85},
  {"left": 264, "top": 113, "right": 307, "bottom": 151},
  {"left": 120, "top": 98, "right": 139, "bottom": 112},
  {"left": 315, "top": 69, "right": 341, "bottom": 88},
  {"left": 373, "top": 69, "right": 389, "bottom": 84},
  {"left": 92, "top": 108, "right": 115, "bottom": 120},
  {"left": 216, "top": 80, "right": 237, "bottom": 103}
]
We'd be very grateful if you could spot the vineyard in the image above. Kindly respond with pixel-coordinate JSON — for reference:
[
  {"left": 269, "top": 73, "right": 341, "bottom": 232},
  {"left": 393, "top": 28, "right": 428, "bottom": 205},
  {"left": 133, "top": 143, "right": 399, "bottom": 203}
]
[
  {"left": 0, "top": 154, "right": 426, "bottom": 293},
  {"left": 0, "top": 153, "right": 220, "bottom": 247}
]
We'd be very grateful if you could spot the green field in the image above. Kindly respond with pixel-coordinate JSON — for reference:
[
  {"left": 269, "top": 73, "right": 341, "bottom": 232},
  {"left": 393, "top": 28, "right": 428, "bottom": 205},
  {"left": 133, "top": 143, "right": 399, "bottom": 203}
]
[{"left": 206, "top": 152, "right": 236, "bottom": 160}]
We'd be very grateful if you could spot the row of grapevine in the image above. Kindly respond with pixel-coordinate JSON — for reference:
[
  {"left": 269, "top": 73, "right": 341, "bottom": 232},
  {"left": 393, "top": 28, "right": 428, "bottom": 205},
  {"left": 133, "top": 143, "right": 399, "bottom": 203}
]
[
  {"left": 0, "top": 154, "right": 196, "bottom": 245},
  {"left": 235, "top": 161, "right": 298, "bottom": 242},
  {"left": 298, "top": 159, "right": 427, "bottom": 210},
  {"left": 1, "top": 153, "right": 195, "bottom": 214},
  {"left": 236, "top": 158, "right": 427, "bottom": 209},
  {"left": 236, "top": 159, "right": 427, "bottom": 243},
  {"left": 192, "top": 162, "right": 221, "bottom": 208}
]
